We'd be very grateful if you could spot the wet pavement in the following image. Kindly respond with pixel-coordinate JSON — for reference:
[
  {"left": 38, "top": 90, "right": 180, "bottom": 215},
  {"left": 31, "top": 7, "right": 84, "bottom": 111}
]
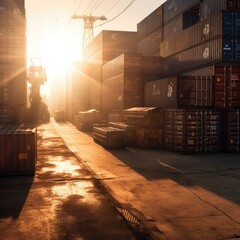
[
  {"left": 52, "top": 120, "right": 240, "bottom": 240},
  {"left": 0, "top": 123, "right": 138, "bottom": 240}
]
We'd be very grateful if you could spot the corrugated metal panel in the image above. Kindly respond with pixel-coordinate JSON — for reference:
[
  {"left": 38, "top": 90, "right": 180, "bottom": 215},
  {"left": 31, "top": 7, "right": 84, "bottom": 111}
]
[
  {"left": 163, "top": 109, "right": 221, "bottom": 153},
  {"left": 0, "top": 64, "right": 27, "bottom": 123},
  {"left": 222, "top": 109, "right": 240, "bottom": 152},
  {"left": 137, "top": 5, "right": 163, "bottom": 41},
  {"left": 161, "top": 37, "right": 238, "bottom": 78},
  {"left": 144, "top": 77, "right": 177, "bottom": 108},
  {"left": 84, "top": 31, "right": 137, "bottom": 64},
  {"left": 160, "top": 12, "right": 235, "bottom": 58},
  {"left": 137, "top": 28, "right": 162, "bottom": 56},
  {"left": 215, "top": 64, "right": 240, "bottom": 108},
  {"left": 163, "top": 14, "right": 183, "bottom": 40},
  {"left": 163, "top": 0, "right": 200, "bottom": 24},
  {"left": 0, "top": 125, "right": 36, "bottom": 176},
  {"left": 144, "top": 76, "right": 214, "bottom": 108}
]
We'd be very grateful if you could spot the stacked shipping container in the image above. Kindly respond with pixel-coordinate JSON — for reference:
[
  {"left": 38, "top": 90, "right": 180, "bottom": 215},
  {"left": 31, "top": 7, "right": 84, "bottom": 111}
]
[
  {"left": 137, "top": 0, "right": 240, "bottom": 153},
  {"left": 0, "top": 0, "right": 27, "bottom": 123},
  {"left": 102, "top": 53, "right": 143, "bottom": 112}
]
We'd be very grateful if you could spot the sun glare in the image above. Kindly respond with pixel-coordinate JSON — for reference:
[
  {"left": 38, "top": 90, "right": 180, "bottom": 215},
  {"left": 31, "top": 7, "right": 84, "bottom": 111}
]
[{"left": 42, "top": 29, "right": 82, "bottom": 76}]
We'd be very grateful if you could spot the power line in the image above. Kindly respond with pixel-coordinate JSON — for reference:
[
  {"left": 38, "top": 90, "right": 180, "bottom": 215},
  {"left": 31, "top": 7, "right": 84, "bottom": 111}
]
[
  {"left": 103, "top": 0, "right": 121, "bottom": 16},
  {"left": 88, "top": 0, "right": 107, "bottom": 15},
  {"left": 94, "top": 0, "right": 137, "bottom": 28}
]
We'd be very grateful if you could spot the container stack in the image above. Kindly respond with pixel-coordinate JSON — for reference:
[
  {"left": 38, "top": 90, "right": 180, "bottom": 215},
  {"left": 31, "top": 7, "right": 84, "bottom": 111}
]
[
  {"left": 138, "top": 0, "right": 240, "bottom": 153},
  {"left": 102, "top": 53, "right": 143, "bottom": 112},
  {"left": 0, "top": 0, "right": 27, "bottom": 124},
  {"left": 84, "top": 30, "right": 138, "bottom": 65}
]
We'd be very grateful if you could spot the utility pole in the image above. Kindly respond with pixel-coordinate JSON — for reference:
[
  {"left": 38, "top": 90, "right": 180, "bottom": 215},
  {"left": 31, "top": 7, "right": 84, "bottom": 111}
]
[{"left": 71, "top": 15, "right": 107, "bottom": 58}]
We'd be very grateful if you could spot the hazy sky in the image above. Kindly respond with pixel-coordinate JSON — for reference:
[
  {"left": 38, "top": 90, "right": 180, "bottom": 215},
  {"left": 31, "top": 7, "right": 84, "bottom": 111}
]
[{"left": 25, "top": 0, "right": 166, "bottom": 64}]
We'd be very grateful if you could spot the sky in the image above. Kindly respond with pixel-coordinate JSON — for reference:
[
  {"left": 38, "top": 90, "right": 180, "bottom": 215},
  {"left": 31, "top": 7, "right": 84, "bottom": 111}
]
[{"left": 25, "top": 0, "right": 166, "bottom": 66}]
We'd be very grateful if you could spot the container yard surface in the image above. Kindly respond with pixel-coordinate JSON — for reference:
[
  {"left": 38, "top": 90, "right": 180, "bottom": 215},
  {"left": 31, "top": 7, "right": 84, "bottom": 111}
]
[
  {"left": 52, "top": 120, "right": 240, "bottom": 240},
  {"left": 0, "top": 122, "right": 137, "bottom": 240}
]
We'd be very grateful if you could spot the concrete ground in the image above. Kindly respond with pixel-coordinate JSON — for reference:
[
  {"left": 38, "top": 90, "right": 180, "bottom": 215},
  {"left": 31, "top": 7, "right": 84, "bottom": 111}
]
[
  {"left": 0, "top": 122, "right": 138, "bottom": 240},
  {"left": 52, "top": 120, "right": 240, "bottom": 240}
]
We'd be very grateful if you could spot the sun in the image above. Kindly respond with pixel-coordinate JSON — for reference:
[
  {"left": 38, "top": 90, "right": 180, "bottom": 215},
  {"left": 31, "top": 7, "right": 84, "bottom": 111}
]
[{"left": 42, "top": 28, "right": 82, "bottom": 76}]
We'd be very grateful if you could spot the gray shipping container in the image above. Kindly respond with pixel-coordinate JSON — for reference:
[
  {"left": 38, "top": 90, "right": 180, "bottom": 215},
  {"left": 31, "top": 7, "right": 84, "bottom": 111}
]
[
  {"left": 144, "top": 76, "right": 214, "bottom": 108},
  {"left": 137, "top": 5, "right": 163, "bottom": 41}
]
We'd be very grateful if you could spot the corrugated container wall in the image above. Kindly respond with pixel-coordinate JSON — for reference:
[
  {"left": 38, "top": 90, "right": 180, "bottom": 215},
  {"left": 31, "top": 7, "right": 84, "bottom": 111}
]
[
  {"left": 0, "top": 125, "right": 36, "bottom": 176},
  {"left": 137, "top": 5, "right": 163, "bottom": 41},
  {"left": 102, "top": 53, "right": 143, "bottom": 112},
  {"left": 0, "top": 0, "right": 27, "bottom": 123},
  {"left": 180, "top": 64, "right": 240, "bottom": 109},
  {"left": 144, "top": 76, "right": 214, "bottom": 108},
  {"left": 163, "top": 0, "right": 200, "bottom": 23},
  {"left": 84, "top": 31, "right": 137, "bottom": 65},
  {"left": 163, "top": 109, "right": 221, "bottom": 153},
  {"left": 160, "top": 11, "right": 238, "bottom": 58},
  {"left": 222, "top": 109, "right": 240, "bottom": 152}
]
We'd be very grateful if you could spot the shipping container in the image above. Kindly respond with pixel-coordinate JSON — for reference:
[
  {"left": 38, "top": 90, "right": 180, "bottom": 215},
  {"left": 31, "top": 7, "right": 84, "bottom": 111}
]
[
  {"left": 215, "top": 64, "right": 240, "bottom": 108},
  {"left": 123, "top": 107, "right": 163, "bottom": 129},
  {"left": 160, "top": 11, "right": 236, "bottom": 58},
  {"left": 163, "top": 14, "right": 183, "bottom": 40},
  {"left": 163, "top": 109, "right": 221, "bottom": 153},
  {"left": 222, "top": 109, "right": 240, "bottom": 152},
  {"left": 161, "top": 37, "right": 239, "bottom": 78},
  {"left": 102, "top": 53, "right": 143, "bottom": 112},
  {"left": 144, "top": 76, "right": 214, "bottom": 108},
  {"left": 163, "top": 0, "right": 200, "bottom": 24},
  {"left": 93, "top": 126, "right": 125, "bottom": 148},
  {"left": 137, "top": 28, "right": 162, "bottom": 56},
  {"left": 180, "top": 64, "right": 240, "bottom": 109},
  {"left": 137, "top": 5, "right": 163, "bottom": 41},
  {"left": 0, "top": 64, "right": 27, "bottom": 123},
  {"left": 84, "top": 31, "right": 137, "bottom": 64},
  {"left": 0, "top": 124, "right": 36, "bottom": 176},
  {"left": 200, "top": 0, "right": 240, "bottom": 20}
]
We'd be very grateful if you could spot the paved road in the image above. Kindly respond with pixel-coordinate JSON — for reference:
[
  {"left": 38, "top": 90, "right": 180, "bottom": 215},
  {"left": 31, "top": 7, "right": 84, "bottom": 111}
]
[
  {"left": 53, "top": 120, "right": 240, "bottom": 240},
  {"left": 0, "top": 123, "right": 137, "bottom": 240}
]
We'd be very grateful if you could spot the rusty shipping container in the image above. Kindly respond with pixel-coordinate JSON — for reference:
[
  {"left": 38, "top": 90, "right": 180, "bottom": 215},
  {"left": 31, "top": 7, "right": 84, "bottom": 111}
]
[
  {"left": 84, "top": 30, "right": 137, "bottom": 65},
  {"left": 222, "top": 109, "right": 240, "bottom": 152},
  {"left": 160, "top": 11, "right": 236, "bottom": 58},
  {"left": 137, "top": 5, "right": 163, "bottom": 41},
  {"left": 163, "top": 109, "right": 221, "bottom": 153},
  {"left": 102, "top": 53, "right": 143, "bottom": 112},
  {"left": 180, "top": 64, "right": 240, "bottom": 109},
  {"left": 144, "top": 76, "right": 214, "bottom": 108},
  {"left": 0, "top": 125, "right": 36, "bottom": 176}
]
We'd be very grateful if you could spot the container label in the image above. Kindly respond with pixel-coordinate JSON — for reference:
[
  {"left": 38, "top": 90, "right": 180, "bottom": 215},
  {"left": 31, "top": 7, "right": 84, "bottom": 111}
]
[
  {"left": 203, "top": 24, "right": 210, "bottom": 36},
  {"left": 152, "top": 84, "right": 160, "bottom": 95},
  {"left": 203, "top": 48, "right": 210, "bottom": 59},
  {"left": 167, "top": 83, "right": 173, "bottom": 98},
  {"left": 19, "top": 153, "right": 27, "bottom": 160}
]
